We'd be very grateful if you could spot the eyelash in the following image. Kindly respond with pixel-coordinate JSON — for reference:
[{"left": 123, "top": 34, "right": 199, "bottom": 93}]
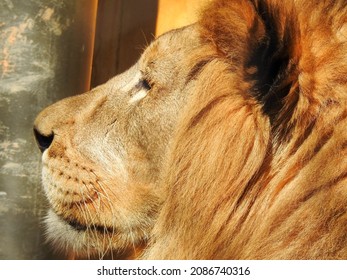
[{"left": 140, "top": 78, "right": 152, "bottom": 91}]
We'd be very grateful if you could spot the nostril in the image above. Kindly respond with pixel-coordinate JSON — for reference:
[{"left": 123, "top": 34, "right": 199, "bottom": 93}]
[{"left": 33, "top": 128, "right": 54, "bottom": 153}]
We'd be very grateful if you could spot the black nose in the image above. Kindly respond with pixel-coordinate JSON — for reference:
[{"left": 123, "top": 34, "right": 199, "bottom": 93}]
[{"left": 33, "top": 128, "right": 54, "bottom": 153}]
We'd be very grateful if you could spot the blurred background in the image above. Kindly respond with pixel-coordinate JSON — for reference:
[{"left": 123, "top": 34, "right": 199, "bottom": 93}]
[{"left": 0, "top": 0, "right": 208, "bottom": 259}]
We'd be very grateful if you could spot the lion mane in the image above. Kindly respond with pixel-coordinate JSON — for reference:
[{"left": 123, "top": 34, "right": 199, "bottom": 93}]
[{"left": 144, "top": 0, "right": 347, "bottom": 259}]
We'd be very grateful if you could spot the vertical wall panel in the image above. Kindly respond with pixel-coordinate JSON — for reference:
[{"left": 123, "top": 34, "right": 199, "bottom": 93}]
[
  {"left": 156, "top": 0, "right": 211, "bottom": 36},
  {"left": 91, "top": 0, "right": 158, "bottom": 87}
]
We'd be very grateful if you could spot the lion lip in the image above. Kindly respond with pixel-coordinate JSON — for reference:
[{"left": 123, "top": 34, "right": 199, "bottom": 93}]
[
  {"left": 67, "top": 219, "right": 88, "bottom": 231},
  {"left": 64, "top": 216, "right": 115, "bottom": 234}
]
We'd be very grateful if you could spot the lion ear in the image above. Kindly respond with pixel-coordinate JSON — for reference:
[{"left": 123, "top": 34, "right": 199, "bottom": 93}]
[{"left": 200, "top": 0, "right": 300, "bottom": 121}]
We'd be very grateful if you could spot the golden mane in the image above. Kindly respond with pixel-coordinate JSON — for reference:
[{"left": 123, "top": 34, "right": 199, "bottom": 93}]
[{"left": 144, "top": 0, "right": 347, "bottom": 259}]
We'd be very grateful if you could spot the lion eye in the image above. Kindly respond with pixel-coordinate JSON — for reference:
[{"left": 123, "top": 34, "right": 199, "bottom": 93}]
[{"left": 140, "top": 79, "right": 151, "bottom": 91}]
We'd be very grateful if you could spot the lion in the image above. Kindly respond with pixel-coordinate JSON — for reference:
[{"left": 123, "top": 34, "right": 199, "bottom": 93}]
[{"left": 34, "top": 0, "right": 347, "bottom": 259}]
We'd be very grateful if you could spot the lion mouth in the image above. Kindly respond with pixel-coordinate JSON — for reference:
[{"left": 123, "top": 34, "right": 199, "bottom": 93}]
[
  {"left": 66, "top": 219, "right": 89, "bottom": 232},
  {"left": 57, "top": 213, "right": 116, "bottom": 234}
]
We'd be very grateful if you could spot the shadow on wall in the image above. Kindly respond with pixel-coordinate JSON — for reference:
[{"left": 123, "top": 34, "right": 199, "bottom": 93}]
[{"left": 0, "top": 0, "right": 158, "bottom": 260}]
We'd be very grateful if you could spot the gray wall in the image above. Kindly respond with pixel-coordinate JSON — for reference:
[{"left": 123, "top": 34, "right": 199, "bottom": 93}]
[
  {"left": 0, "top": 0, "right": 97, "bottom": 259},
  {"left": 0, "top": 0, "right": 158, "bottom": 260}
]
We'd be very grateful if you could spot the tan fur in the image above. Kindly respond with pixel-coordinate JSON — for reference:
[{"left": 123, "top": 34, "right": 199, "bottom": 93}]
[{"left": 34, "top": 0, "right": 347, "bottom": 259}]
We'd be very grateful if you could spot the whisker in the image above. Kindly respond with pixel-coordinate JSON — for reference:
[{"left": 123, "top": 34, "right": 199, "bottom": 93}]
[
  {"left": 75, "top": 203, "right": 91, "bottom": 259},
  {"left": 88, "top": 171, "right": 119, "bottom": 258}
]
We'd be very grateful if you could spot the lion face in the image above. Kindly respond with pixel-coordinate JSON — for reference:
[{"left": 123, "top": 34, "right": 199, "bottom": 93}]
[{"left": 34, "top": 25, "right": 211, "bottom": 258}]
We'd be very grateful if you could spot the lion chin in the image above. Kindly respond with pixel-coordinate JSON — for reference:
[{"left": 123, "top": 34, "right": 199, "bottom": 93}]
[
  {"left": 35, "top": 0, "right": 347, "bottom": 260},
  {"left": 44, "top": 210, "right": 145, "bottom": 259},
  {"left": 44, "top": 210, "right": 93, "bottom": 258}
]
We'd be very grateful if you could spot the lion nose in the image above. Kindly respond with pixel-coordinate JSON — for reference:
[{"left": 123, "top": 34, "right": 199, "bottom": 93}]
[{"left": 33, "top": 127, "right": 54, "bottom": 153}]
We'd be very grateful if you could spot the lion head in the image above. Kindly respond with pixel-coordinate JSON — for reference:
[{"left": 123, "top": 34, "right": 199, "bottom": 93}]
[
  {"left": 34, "top": 0, "right": 347, "bottom": 259},
  {"left": 33, "top": 25, "right": 216, "bottom": 258}
]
